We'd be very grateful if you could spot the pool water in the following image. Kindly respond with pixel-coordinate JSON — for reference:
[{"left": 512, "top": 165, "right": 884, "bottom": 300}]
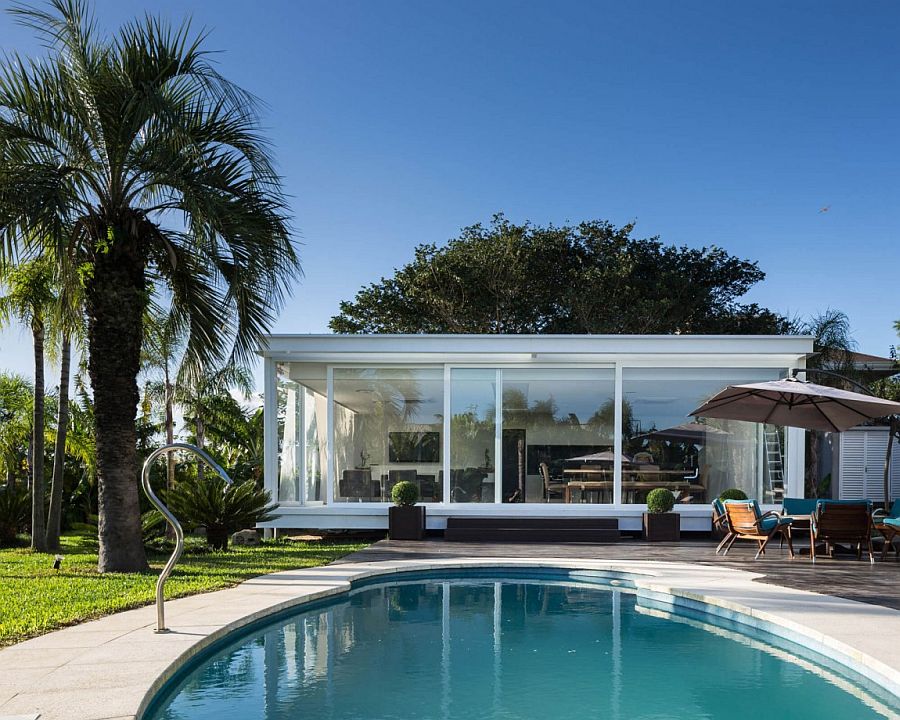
[{"left": 147, "top": 573, "right": 900, "bottom": 720}]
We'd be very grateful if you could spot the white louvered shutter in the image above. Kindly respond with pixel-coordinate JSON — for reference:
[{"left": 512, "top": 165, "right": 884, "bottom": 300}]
[{"left": 838, "top": 432, "right": 866, "bottom": 499}]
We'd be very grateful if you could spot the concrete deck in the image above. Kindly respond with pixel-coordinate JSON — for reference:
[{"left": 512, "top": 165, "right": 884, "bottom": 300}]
[{"left": 1, "top": 540, "right": 899, "bottom": 720}]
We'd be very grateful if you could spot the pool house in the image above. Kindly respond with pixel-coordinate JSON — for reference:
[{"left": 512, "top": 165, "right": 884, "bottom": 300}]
[{"left": 260, "top": 334, "right": 814, "bottom": 532}]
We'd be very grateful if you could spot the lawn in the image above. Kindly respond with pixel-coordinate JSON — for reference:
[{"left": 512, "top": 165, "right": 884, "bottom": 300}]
[{"left": 0, "top": 531, "right": 368, "bottom": 647}]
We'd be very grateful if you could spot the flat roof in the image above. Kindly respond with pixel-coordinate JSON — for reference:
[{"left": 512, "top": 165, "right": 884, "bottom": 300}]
[{"left": 258, "top": 333, "right": 815, "bottom": 363}]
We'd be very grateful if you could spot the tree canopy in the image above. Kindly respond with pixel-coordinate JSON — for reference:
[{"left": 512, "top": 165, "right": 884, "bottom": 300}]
[{"left": 330, "top": 215, "right": 789, "bottom": 335}]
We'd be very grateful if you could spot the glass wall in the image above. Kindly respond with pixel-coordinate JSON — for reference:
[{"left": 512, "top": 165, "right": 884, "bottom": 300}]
[
  {"left": 449, "top": 368, "right": 497, "bottom": 502},
  {"left": 276, "top": 364, "right": 326, "bottom": 503},
  {"left": 333, "top": 368, "right": 444, "bottom": 502},
  {"left": 501, "top": 368, "right": 615, "bottom": 503},
  {"left": 621, "top": 368, "right": 783, "bottom": 504},
  {"left": 274, "top": 361, "right": 790, "bottom": 507}
]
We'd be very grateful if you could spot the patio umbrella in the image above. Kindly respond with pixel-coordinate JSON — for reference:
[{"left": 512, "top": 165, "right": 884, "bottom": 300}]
[
  {"left": 637, "top": 422, "right": 731, "bottom": 444},
  {"left": 691, "top": 377, "right": 900, "bottom": 504},
  {"left": 690, "top": 378, "right": 900, "bottom": 434}
]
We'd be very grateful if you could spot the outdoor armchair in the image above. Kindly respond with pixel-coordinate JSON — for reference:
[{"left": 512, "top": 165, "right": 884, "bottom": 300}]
[
  {"left": 872, "top": 499, "right": 900, "bottom": 560},
  {"left": 539, "top": 462, "right": 566, "bottom": 502},
  {"left": 711, "top": 498, "right": 733, "bottom": 554},
  {"left": 811, "top": 500, "right": 874, "bottom": 564},
  {"left": 721, "top": 500, "right": 794, "bottom": 560}
]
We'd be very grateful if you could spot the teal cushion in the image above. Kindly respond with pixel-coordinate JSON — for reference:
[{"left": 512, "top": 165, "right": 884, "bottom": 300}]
[
  {"left": 760, "top": 515, "right": 792, "bottom": 532},
  {"left": 816, "top": 499, "right": 872, "bottom": 513},
  {"left": 882, "top": 517, "right": 900, "bottom": 529},
  {"left": 782, "top": 498, "right": 817, "bottom": 515}
]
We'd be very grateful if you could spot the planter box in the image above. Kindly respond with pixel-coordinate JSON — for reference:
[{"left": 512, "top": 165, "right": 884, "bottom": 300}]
[
  {"left": 642, "top": 512, "right": 680, "bottom": 542},
  {"left": 389, "top": 505, "right": 426, "bottom": 540}
]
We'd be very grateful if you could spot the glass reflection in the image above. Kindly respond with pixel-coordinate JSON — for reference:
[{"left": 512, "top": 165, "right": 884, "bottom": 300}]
[{"left": 622, "top": 368, "right": 783, "bottom": 504}]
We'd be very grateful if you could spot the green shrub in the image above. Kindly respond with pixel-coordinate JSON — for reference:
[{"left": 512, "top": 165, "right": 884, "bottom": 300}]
[
  {"left": 646, "top": 488, "right": 675, "bottom": 514},
  {"left": 0, "top": 485, "right": 30, "bottom": 546},
  {"left": 164, "top": 477, "right": 278, "bottom": 550},
  {"left": 718, "top": 488, "right": 748, "bottom": 502},
  {"left": 391, "top": 480, "right": 419, "bottom": 507}
]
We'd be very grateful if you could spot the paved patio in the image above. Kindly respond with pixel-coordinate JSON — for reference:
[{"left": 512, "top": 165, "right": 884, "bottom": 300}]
[
  {"left": 2, "top": 540, "right": 900, "bottom": 720},
  {"left": 337, "top": 537, "right": 900, "bottom": 611}
]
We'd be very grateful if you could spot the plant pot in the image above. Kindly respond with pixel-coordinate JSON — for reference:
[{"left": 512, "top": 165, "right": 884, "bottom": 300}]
[
  {"left": 389, "top": 505, "right": 425, "bottom": 540},
  {"left": 642, "top": 512, "right": 680, "bottom": 542}
]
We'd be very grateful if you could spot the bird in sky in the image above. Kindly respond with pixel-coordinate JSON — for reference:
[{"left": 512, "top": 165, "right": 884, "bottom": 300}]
[{"left": 819, "top": 205, "right": 831, "bottom": 213}]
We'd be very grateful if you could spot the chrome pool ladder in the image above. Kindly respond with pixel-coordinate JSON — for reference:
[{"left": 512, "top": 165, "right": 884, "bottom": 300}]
[{"left": 141, "top": 443, "right": 233, "bottom": 633}]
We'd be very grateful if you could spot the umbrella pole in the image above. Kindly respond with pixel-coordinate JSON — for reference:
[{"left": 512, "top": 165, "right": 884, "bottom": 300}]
[{"left": 885, "top": 416, "right": 898, "bottom": 508}]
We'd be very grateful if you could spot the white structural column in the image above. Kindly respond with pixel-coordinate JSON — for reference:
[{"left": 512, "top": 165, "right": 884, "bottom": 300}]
[
  {"left": 494, "top": 369, "right": 503, "bottom": 504},
  {"left": 442, "top": 365, "right": 451, "bottom": 504},
  {"left": 263, "top": 358, "right": 278, "bottom": 502},
  {"left": 325, "top": 366, "right": 335, "bottom": 506},
  {"left": 613, "top": 364, "right": 624, "bottom": 505},
  {"left": 785, "top": 426, "right": 806, "bottom": 499}
]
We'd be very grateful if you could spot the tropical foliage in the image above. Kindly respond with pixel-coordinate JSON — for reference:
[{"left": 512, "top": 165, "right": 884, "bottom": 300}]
[
  {"left": 0, "top": 484, "right": 30, "bottom": 545},
  {"left": 0, "top": 0, "right": 299, "bottom": 571},
  {"left": 164, "top": 477, "right": 277, "bottom": 550},
  {"left": 331, "top": 214, "right": 788, "bottom": 335}
]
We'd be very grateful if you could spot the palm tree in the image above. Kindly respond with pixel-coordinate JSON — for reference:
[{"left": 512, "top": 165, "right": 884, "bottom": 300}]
[
  {"left": 791, "top": 309, "right": 857, "bottom": 497},
  {"left": 178, "top": 364, "right": 253, "bottom": 482},
  {"left": 0, "top": 258, "right": 56, "bottom": 551},
  {"left": 0, "top": 1, "right": 298, "bottom": 571},
  {"left": 142, "top": 308, "right": 186, "bottom": 493},
  {"left": 45, "top": 269, "right": 84, "bottom": 550}
]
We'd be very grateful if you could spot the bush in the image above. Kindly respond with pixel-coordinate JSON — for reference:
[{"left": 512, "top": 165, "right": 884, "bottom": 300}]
[
  {"left": 718, "top": 488, "right": 748, "bottom": 502},
  {"left": 391, "top": 480, "right": 419, "bottom": 507},
  {"left": 0, "top": 485, "right": 30, "bottom": 545},
  {"left": 646, "top": 488, "right": 675, "bottom": 514},
  {"left": 164, "top": 477, "right": 278, "bottom": 550}
]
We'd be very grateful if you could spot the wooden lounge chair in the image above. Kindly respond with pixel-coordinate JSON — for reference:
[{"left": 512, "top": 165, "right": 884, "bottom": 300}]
[
  {"left": 721, "top": 500, "right": 794, "bottom": 560},
  {"left": 872, "top": 499, "right": 900, "bottom": 560},
  {"left": 711, "top": 498, "right": 732, "bottom": 554},
  {"left": 811, "top": 500, "right": 874, "bottom": 564},
  {"left": 539, "top": 462, "right": 566, "bottom": 502}
]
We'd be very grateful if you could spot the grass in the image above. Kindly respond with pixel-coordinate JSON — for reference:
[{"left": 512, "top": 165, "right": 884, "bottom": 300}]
[{"left": 0, "top": 531, "right": 368, "bottom": 648}]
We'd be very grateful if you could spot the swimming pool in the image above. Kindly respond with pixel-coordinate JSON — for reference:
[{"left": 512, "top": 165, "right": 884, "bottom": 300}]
[{"left": 145, "top": 570, "right": 900, "bottom": 720}]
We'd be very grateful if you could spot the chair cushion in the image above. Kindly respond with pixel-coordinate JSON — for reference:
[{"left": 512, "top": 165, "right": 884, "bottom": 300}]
[
  {"left": 882, "top": 517, "right": 900, "bottom": 529},
  {"left": 760, "top": 515, "right": 792, "bottom": 532},
  {"left": 782, "top": 497, "right": 817, "bottom": 515}
]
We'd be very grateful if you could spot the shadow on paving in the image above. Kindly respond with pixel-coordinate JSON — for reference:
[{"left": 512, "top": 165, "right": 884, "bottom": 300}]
[{"left": 335, "top": 537, "right": 900, "bottom": 611}]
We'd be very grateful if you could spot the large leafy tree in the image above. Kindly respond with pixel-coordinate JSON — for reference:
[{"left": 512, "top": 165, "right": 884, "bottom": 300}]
[
  {"left": 331, "top": 214, "right": 788, "bottom": 335},
  {"left": 0, "top": 1, "right": 299, "bottom": 571}
]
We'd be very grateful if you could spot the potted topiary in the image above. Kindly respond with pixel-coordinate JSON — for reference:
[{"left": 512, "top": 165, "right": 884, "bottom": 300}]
[
  {"left": 389, "top": 480, "right": 425, "bottom": 540},
  {"left": 643, "top": 487, "right": 679, "bottom": 542}
]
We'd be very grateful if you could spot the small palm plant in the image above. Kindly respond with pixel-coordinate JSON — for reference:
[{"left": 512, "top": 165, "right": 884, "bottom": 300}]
[{"left": 165, "top": 478, "right": 278, "bottom": 550}]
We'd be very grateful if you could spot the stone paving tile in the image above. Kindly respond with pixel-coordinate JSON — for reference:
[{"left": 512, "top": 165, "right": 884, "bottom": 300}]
[
  {"left": 0, "top": 684, "right": 149, "bottom": 720},
  {"left": 0, "top": 646, "right": 86, "bottom": 669}
]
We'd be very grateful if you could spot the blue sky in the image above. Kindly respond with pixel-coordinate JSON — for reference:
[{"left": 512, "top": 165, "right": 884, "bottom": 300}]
[{"left": 1, "top": 0, "right": 898, "bottom": 389}]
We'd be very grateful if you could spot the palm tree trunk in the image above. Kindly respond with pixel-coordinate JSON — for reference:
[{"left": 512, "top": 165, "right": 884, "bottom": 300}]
[
  {"left": 165, "top": 372, "right": 175, "bottom": 490},
  {"left": 87, "top": 235, "right": 149, "bottom": 573},
  {"left": 46, "top": 334, "right": 71, "bottom": 550},
  {"left": 196, "top": 413, "right": 205, "bottom": 483},
  {"left": 31, "top": 319, "right": 47, "bottom": 552}
]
